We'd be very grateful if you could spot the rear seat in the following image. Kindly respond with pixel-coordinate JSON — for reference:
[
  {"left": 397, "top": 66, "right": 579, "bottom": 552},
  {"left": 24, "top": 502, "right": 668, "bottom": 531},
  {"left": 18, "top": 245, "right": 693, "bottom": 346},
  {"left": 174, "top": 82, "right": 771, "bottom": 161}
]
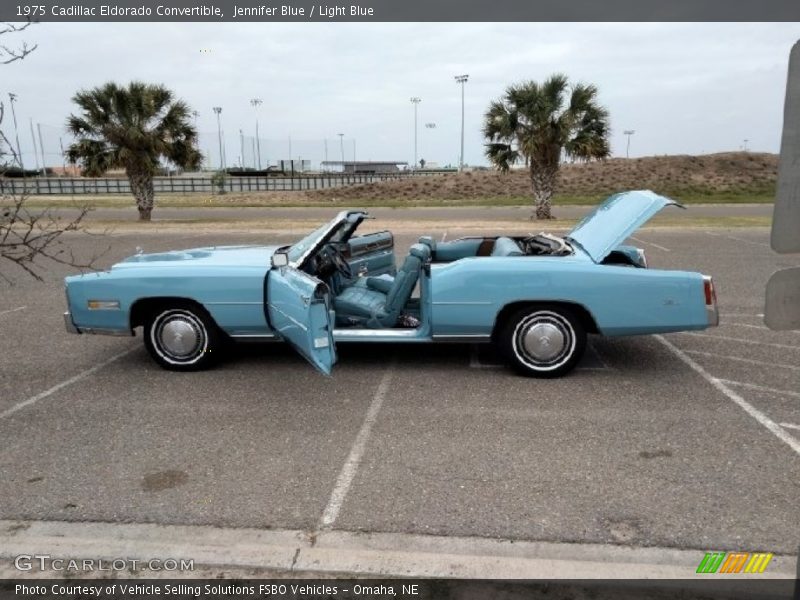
[{"left": 491, "top": 237, "right": 523, "bottom": 257}]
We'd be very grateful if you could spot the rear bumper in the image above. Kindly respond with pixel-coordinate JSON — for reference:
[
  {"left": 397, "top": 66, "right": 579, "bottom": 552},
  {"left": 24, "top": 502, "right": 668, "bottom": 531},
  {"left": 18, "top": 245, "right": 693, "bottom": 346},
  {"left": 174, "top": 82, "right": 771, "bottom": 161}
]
[{"left": 703, "top": 275, "right": 720, "bottom": 327}]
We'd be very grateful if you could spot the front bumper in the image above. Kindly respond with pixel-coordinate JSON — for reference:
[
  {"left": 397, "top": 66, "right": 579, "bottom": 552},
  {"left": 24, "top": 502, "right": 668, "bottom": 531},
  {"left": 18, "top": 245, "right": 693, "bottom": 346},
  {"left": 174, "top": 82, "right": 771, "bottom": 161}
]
[{"left": 63, "top": 311, "right": 133, "bottom": 336}]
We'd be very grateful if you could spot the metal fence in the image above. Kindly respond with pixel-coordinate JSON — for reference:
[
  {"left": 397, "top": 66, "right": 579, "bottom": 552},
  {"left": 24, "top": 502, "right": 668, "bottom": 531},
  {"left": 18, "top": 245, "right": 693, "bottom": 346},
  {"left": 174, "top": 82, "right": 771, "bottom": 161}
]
[{"left": 0, "top": 172, "right": 447, "bottom": 195}]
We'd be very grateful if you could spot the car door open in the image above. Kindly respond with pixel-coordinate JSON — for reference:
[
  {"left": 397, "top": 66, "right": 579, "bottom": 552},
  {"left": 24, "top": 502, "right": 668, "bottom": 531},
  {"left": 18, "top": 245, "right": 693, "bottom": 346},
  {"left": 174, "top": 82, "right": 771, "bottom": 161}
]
[{"left": 267, "top": 255, "right": 337, "bottom": 375}]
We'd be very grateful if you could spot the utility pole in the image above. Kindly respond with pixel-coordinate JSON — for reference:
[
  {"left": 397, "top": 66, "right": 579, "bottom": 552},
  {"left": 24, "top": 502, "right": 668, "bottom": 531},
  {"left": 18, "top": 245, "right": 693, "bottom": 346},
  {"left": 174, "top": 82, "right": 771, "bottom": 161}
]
[
  {"left": 250, "top": 98, "right": 263, "bottom": 169},
  {"left": 37, "top": 123, "right": 46, "bottom": 174},
  {"left": 7, "top": 93, "right": 23, "bottom": 169},
  {"left": 324, "top": 138, "right": 328, "bottom": 170},
  {"left": 454, "top": 74, "right": 469, "bottom": 170},
  {"left": 410, "top": 97, "right": 421, "bottom": 170},
  {"left": 623, "top": 130, "right": 635, "bottom": 158},
  {"left": 212, "top": 107, "right": 224, "bottom": 169},
  {"left": 59, "top": 137, "right": 66, "bottom": 171},
  {"left": 239, "top": 129, "right": 245, "bottom": 169},
  {"left": 29, "top": 118, "right": 40, "bottom": 174},
  {"left": 338, "top": 133, "right": 345, "bottom": 172}
]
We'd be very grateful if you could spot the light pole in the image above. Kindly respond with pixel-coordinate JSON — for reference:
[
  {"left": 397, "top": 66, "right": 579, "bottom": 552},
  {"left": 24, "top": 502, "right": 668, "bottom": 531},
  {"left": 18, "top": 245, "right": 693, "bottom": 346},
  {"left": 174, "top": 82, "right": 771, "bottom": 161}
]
[
  {"left": 338, "top": 133, "right": 345, "bottom": 172},
  {"left": 454, "top": 74, "right": 469, "bottom": 170},
  {"left": 424, "top": 123, "right": 436, "bottom": 167},
  {"left": 410, "top": 97, "right": 421, "bottom": 170},
  {"left": 250, "top": 98, "right": 263, "bottom": 169},
  {"left": 7, "top": 93, "right": 23, "bottom": 169},
  {"left": 623, "top": 130, "right": 635, "bottom": 158},
  {"left": 212, "top": 107, "right": 224, "bottom": 170},
  {"left": 743, "top": 138, "right": 749, "bottom": 152}
]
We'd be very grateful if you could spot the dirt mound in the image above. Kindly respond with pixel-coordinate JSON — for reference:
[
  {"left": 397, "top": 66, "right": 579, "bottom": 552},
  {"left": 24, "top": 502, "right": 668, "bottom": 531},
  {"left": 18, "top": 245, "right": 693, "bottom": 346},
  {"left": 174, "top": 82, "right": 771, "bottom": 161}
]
[{"left": 308, "top": 152, "right": 777, "bottom": 203}]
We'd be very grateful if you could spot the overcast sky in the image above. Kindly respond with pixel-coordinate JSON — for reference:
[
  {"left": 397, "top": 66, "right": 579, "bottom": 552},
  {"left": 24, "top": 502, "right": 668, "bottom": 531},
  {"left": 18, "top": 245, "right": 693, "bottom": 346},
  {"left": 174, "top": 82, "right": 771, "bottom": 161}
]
[{"left": 2, "top": 22, "right": 799, "bottom": 169}]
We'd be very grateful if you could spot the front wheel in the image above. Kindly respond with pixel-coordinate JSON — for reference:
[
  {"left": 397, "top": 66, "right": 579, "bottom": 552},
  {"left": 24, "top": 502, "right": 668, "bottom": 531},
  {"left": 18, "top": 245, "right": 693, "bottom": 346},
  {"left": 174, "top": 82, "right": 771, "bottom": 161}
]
[
  {"left": 143, "top": 304, "right": 222, "bottom": 371},
  {"left": 499, "top": 305, "right": 586, "bottom": 378}
]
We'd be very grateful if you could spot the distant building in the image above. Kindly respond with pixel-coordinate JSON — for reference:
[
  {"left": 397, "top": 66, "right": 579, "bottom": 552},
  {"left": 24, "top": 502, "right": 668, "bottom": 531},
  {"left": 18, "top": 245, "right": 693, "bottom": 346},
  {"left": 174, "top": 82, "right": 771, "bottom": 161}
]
[{"left": 321, "top": 160, "right": 408, "bottom": 174}]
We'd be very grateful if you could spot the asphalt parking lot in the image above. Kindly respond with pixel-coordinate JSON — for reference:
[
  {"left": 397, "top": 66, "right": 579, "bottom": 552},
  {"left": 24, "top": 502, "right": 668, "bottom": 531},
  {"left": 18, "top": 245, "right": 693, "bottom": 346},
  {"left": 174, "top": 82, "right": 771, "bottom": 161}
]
[{"left": 1, "top": 221, "right": 799, "bottom": 573}]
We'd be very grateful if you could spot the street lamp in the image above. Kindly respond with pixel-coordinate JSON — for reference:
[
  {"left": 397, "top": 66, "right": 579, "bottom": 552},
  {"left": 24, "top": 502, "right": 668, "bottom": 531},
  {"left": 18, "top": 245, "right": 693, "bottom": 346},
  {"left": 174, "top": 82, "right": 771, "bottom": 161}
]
[
  {"left": 454, "top": 74, "right": 469, "bottom": 170},
  {"left": 423, "top": 123, "right": 436, "bottom": 167},
  {"left": 410, "top": 97, "right": 421, "bottom": 170},
  {"left": 337, "top": 133, "right": 345, "bottom": 172},
  {"left": 250, "top": 98, "right": 263, "bottom": 169},
  {"left": 7, "top": 93, "right": 23, "bottom": 169},
  {"left": 212, "top": 106, "right": 224, "bottom": 169},
  {"left": 743, "top": 138, "right": 749, "bottom": 152},
  {"left": 623, "top": 130, "right": 635, "bottom": 158}
]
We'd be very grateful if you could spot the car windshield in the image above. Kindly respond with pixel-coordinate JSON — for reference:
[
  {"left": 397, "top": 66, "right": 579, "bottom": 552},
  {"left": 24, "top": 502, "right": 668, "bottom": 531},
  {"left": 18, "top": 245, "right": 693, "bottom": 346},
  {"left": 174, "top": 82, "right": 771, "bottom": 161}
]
[{"left": 287, "top": 215, "right": 345, "bottom": 265}]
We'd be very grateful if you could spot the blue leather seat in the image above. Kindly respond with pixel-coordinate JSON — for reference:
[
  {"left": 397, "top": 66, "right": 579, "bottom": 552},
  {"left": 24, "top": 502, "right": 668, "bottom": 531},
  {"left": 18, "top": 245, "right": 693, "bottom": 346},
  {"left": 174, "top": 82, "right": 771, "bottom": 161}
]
[
  {"left": 491, "top": 236, "right": 523, "bottom": 256},
  {"left": 335, "top": 243, "right": 430, "bottom": 327}
]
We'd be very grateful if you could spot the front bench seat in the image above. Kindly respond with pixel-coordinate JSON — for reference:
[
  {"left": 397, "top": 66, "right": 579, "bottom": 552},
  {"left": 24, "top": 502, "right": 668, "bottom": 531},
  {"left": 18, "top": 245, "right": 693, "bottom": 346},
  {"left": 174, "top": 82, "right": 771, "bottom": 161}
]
[{"left": 334, "top": 243, "right": 430, "bottom": 328}]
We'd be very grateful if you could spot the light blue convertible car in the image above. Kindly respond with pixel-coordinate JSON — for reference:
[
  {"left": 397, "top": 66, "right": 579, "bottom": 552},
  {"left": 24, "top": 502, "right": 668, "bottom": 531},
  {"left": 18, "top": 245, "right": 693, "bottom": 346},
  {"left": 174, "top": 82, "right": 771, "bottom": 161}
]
[{"left": 64, "top": 190, "right": 718, "bottom": 377}]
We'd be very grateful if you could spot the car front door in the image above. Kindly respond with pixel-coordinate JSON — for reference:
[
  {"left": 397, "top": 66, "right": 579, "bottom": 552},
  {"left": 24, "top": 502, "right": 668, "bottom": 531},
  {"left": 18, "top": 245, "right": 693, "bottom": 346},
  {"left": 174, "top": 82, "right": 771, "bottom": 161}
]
[{"left": 267, "top": 264, "right": 337, "bottom": 375}]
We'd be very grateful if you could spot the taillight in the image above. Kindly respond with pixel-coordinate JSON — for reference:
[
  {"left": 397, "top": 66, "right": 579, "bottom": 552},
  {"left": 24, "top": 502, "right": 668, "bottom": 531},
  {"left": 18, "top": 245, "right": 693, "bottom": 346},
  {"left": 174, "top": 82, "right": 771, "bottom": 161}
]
[{"left": 703, "top": 277, "right": 716, "bottom": 305}]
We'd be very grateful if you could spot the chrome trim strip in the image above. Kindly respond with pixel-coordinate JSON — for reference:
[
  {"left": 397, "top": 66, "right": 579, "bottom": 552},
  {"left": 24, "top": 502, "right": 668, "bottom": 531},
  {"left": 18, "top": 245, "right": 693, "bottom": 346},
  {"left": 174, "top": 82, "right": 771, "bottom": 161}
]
[
  {"left": 432, "top": 334, "right": 492, "bottom": 341},
  {"left": 81, "top": 327, "right": 134, "bottom": 337},
  {"left": 432, "top": 301, "right": 493, "bottom": 306},
  {"left": 332, "top": 328, "right": 424, "bottom": 338},
  {"left": 64, "top": 312, "right": 79, "bottom": 334},
  {"left": 205, "top": 301, "right": 263, "bottom": 305}
]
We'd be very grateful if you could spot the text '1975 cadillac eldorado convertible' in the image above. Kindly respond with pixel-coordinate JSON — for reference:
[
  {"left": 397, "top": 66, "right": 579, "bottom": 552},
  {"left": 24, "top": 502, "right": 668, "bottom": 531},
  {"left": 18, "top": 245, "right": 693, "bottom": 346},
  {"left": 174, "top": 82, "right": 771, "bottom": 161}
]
[{"left": 63, "top": 190, "right": 719, "bottom": 377}]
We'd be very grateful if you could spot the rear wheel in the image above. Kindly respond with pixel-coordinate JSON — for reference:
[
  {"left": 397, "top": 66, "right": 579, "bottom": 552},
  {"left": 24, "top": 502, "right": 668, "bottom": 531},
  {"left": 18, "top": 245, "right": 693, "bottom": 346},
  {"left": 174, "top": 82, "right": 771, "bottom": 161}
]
[
  {"left": 143, "top": 303, "right": 221, "bottom": 371},
  {"left": 499, "top": 305, "right": 586, "bottom": 377}
]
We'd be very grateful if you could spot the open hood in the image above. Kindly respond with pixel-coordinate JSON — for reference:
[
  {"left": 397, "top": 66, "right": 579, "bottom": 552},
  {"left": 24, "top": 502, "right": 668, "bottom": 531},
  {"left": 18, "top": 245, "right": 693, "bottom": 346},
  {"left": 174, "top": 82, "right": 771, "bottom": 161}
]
[{"left": 566, "top": 190, "right": 684, "bottom": 263}]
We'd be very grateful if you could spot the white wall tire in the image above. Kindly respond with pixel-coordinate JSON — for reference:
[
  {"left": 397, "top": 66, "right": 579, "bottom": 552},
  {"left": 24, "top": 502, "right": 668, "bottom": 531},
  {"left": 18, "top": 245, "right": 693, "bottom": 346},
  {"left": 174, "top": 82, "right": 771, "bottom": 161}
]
[
  {"left": 500, "top": 305, "right": 586, "bottom": 378},
  {"left": 143, "top": 304, "right": 221, "bottom": 371}
]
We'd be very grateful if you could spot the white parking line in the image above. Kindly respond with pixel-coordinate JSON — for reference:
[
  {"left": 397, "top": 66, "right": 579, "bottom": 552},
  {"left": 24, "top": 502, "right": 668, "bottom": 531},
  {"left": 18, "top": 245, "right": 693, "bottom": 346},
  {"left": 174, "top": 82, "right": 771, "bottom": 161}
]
[
  {"left": 679, "top": 332, "right": 800, "bottom": 350},
  {"left": 780, "top": 423, "right": 800, "bottom": 431},
  {"left": 0, "top": 347, "right": 137, "bottom": 420},
  {"left": 705, "top": 231, "right": 771, "bottom": 248},
  {"left": 718, "top": 379, "right": 800, "bottom": 400},
  {"left": 441, "top": 231, "right": 448, "bottom": 242},
  {"left": 655, "top": 335, "right": 800, "bottom": 457},
  {"left": 0, "top": 306, "right": 26, "bottom": 317},
  {"left": 720, "top": 313, "right": 765, "bottom": 319},
  {"left": 727, "top": 322, "right": 800, "bottom": 335},
  {"left": 319, "top": 360, "right": 396, "bottom": 529},
  {"left": 683, "top": 349, "right": 800, "bottom": 372},
  {"left": 630, "top": 236, "right": 670, "bottom": 252}
]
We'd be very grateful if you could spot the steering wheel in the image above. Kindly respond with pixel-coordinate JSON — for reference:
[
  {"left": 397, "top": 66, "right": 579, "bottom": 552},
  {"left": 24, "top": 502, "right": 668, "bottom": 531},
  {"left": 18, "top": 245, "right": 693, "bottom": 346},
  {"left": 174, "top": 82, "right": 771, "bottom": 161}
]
[{"left": 328, "top": 246, "right": 354, "bottom": 279}]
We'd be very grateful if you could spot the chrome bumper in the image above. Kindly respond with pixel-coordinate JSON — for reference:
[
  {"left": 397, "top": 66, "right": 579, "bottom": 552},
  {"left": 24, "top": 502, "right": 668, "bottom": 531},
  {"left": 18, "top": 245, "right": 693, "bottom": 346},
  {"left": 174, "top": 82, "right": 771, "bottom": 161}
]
[
  {"left": 64, "top": 311, "right": 80, "bottom": 334},
  {"left": 63, "top": 311, "right": 133, "bottom": 336}
]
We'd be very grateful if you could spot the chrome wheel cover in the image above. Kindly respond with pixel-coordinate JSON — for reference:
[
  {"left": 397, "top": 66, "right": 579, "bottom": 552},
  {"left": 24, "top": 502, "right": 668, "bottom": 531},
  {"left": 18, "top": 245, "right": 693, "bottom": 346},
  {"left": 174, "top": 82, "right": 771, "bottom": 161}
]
[
  {"left": 151, "top": 309, "right": 208, "bottom": 365},
  {"left": 513, "top": 310, "right": 575, "bottom": 371}
]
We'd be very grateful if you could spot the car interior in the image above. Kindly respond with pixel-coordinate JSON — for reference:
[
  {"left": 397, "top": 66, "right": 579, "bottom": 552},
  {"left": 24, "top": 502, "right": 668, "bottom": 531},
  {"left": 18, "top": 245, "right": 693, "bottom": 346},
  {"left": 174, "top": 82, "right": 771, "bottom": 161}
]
[{"left": 301, "top": 217, "right": 576, "bottom": 330}]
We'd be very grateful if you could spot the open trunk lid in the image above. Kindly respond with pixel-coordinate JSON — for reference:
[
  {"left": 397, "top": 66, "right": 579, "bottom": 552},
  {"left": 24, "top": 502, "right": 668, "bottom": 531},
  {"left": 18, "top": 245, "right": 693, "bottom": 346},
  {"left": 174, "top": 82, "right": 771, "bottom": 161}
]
[{"left": 566, "top": 190, "right": 683, "bottom": 263}]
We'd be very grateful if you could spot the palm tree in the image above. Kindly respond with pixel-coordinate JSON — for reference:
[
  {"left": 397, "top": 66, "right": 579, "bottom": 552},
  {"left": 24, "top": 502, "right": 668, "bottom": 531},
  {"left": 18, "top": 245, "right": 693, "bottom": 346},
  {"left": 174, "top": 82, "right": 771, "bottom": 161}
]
[
  {"left": 483, "top": 74, "right": 610, "bottom": 219},
  {"left": 66, "top": 82, "right": 201, "bottom": 221}
]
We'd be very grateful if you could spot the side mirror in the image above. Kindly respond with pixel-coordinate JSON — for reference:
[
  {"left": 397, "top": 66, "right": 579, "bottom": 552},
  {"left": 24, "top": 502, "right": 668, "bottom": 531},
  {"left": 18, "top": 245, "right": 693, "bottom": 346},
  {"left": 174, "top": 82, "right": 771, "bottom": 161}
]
[{"left": 271, "top": 252, "right": 289, "bottom": 268}]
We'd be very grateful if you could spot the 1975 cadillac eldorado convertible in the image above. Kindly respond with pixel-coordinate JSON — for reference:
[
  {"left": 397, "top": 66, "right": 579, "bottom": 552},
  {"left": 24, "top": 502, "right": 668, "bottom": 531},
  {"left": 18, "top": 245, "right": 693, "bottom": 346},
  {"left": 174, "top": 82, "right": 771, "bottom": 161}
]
[{"left": 63, "top": 190, "right": 719, "bottom": 377}]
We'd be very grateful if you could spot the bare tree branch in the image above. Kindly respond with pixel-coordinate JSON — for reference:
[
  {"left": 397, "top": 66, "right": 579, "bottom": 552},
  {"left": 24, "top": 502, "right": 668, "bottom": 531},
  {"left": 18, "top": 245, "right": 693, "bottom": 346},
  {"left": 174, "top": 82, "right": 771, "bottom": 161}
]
[
  {"left": 0, "top": 20, "right": 109, "bottom": 283},
  {"left": 0, "top": 21, "right": 38, "bottom": 65}
]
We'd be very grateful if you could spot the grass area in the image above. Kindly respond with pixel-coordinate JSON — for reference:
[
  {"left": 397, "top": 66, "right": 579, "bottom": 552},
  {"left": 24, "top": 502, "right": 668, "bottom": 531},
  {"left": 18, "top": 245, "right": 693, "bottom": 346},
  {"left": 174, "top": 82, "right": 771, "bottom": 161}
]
[
  {"left": 10, "top": 189, "right": 775, "bottom": 209},
  {"left": 82, "top": 215, "right": 772, "bottom": 234}
]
